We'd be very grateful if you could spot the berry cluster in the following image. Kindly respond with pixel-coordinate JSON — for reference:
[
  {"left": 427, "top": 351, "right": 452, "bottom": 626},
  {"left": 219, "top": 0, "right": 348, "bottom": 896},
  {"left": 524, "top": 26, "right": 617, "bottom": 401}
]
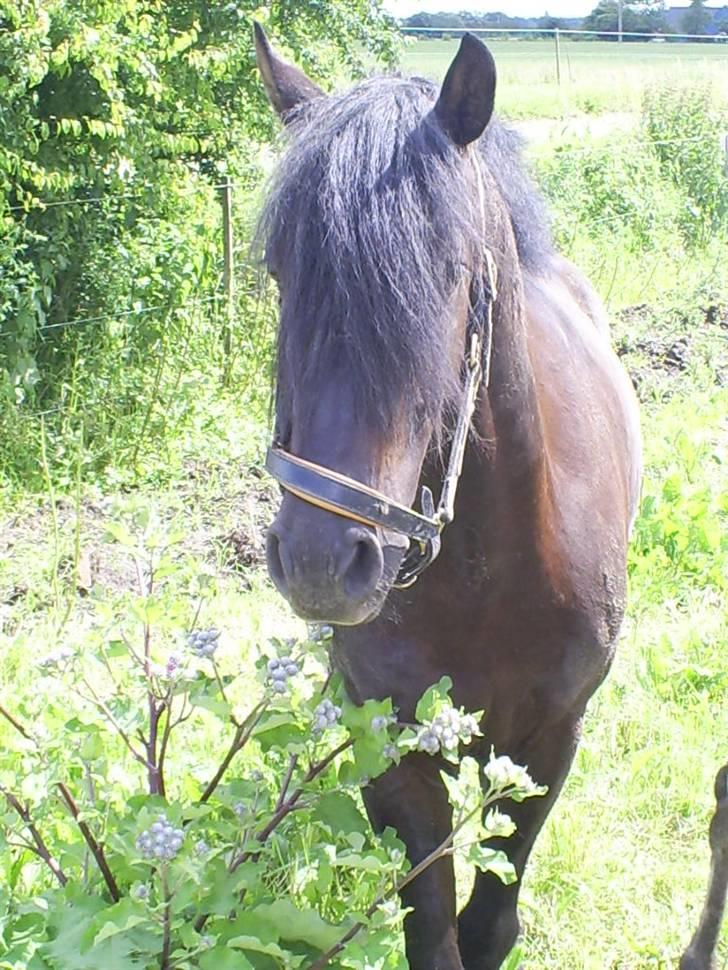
[
  {"left": 417, "top": 707, "right": 481, "bottom": 755},
  {"left": 136, "top": 814, "right": 185, "bottom": 861},
  {"left": 187, "top": 628, "right": 220, "bottom": 659},
  {"left": 38, "top": 647, "right": 75, "bottom": 671},
  {"left": 371, "top": 714, "right": 396, "bottom": 732},
  {"left": 308, "top": 624, "right": 334, "bottom": 644},
  {"left": 312, "top": 699, "right": 342, "bottom": 734},
  {"left": 267, "top": 657, "right": 299, "bottom": 694}
]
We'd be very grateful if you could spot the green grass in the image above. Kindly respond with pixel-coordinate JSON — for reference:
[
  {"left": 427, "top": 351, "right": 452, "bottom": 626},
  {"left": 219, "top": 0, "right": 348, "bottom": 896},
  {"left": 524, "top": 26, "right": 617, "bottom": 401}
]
[
  {"left": 1, "top": 76, "right": 727, "bottom": 967},
  {"left": 400, "top": 38, "right": 728, "bottom": 118},
  {"left": 1, "top": 276, "right": 725, "bottom": 967}
]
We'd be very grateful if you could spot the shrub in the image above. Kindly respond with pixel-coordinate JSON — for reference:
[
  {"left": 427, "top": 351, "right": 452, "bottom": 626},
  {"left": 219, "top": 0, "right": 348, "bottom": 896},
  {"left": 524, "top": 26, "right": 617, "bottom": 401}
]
[
  {"left": 0, "top": 506, "right": 544, "bottom": 969},
  {"left": 642, "top": 83, "right": 728, "bottom": 245}
]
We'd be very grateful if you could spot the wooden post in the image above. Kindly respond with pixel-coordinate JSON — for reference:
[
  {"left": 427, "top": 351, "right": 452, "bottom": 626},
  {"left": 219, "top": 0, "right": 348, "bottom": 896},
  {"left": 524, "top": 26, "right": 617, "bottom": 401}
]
[
  {"left": 618, "top": 0, "right": 624, "bottom": 42},
  {"left": 220, "top": 178, "right": 234, "bottom": 385},
  {"left": 554, "top": 28, "right": 562, "bottom": 86}
]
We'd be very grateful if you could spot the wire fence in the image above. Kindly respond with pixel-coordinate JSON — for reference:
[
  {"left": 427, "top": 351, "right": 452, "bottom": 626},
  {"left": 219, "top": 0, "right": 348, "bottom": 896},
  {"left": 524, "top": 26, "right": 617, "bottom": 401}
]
[
  {"left": 399, "top": 25, "right": 728, "bottom": 42},
  {"left": 0, "top": 132, "right": 721, "bottom": 344},
  {"left": 1, "top": 129, "right": 724, "bottom": 434}
]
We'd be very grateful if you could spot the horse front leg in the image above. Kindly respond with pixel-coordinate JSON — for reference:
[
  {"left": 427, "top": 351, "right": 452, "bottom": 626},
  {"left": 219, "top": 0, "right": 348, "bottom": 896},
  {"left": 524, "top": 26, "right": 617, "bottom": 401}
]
[
  {"left": 458, "top": 714, "right": 584, "bottom": 970},
  {"left": 363, "top": 752, "right": 464, "bottom": 970}
]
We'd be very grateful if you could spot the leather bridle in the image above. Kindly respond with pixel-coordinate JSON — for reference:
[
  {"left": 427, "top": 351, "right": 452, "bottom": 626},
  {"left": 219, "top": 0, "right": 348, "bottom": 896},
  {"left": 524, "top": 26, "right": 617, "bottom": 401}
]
[{"left": 265, "top": 157, "right": 497, "bottom": 589}]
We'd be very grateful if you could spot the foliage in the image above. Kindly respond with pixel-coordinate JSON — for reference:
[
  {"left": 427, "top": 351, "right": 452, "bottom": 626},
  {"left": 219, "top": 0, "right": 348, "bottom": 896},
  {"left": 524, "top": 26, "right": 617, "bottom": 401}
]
[
  {"left": 642, "top": 82, "right": 728, "bottom": 243},
  {"left": 681, "top": 0, "right": 712, "bottom": 35},
  {"left": 0, "top": 506, "right": 542, "bottom": 969},
  {"left": 535, "top": 83, "right": 728, "bottom": 253},
  {"left": 0, "top": 0, "right": 397, "bottom": 475},
  {"left": 583, "top": 0, "right": 668, "bottom": 37},
  {"left": 536, "top": 137, "right": 682, "bottom": 252}
]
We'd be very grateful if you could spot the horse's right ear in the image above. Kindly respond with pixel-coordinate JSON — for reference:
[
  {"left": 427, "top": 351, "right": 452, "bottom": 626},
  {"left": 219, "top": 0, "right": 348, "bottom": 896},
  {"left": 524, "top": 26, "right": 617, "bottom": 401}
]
[
  {"left": 435, "top": 33, "right": 496, "bottom": 147},
  {"left": 254, "top": 22, "right": 325, "bottom": 121}
]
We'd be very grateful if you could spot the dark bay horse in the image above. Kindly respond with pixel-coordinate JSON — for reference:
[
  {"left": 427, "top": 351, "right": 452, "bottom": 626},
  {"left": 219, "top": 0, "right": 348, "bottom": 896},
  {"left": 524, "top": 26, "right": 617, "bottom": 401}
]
[{"left": 255, "top": 27, "right": 642, "bottom": 969}]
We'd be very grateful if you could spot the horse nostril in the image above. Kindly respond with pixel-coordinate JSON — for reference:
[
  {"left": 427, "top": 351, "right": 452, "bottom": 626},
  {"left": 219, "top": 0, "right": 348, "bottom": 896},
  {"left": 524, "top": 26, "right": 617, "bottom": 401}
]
[
  {"left": 266, "top": 530, "right": 289, "bottom": 595},
  {"left": 338, "top": 527, "right": 384, "bottom": 601}
]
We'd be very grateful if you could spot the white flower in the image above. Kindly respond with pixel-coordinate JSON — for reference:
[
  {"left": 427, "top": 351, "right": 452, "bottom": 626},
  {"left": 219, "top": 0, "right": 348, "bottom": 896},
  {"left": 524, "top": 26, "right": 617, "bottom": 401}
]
[{"left": 483, "top": 754, "right": 538, "bottom": 794}]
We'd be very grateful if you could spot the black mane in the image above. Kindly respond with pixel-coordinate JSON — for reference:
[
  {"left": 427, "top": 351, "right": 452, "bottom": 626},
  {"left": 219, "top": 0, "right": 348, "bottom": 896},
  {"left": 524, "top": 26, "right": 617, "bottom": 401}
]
[{"left": 257, "top": 74, "right": 553, "bottom": 435}]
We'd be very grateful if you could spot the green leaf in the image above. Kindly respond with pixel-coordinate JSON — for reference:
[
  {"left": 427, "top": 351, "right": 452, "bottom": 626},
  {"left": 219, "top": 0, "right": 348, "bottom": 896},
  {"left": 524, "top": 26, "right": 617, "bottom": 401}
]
[
  {"left": 91, "top": 903, "right": 148, "bottom": 946},
  {"left": 227, "top": 935, "right": 289, "bottom": 960},
  {"left": 313, "top": 791, "right": 369, "bottom": 836},
  {"left": 253, "top": 900, "right": 344, "bottom": 950},
  {"left": 102, "top": 522, "right": 136, "bottom": 547},
  {"left": 200, "top": 949, "right": 254, "bottom": 970},
  {"left": 415, "top": 677, "right": 453, "bottom": 723},
  {"left": 189, "top": 693, "right": 231, "bottom": 719},
  {"left": 463, "top": 845, "right": 517, "bottom": 885}
]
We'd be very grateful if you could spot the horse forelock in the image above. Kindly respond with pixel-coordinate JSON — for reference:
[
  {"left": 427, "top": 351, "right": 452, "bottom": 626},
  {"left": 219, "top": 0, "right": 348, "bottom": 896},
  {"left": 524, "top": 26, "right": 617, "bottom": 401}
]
[{"left": 256, "top": 74, "right": 553, "bottom": 437}]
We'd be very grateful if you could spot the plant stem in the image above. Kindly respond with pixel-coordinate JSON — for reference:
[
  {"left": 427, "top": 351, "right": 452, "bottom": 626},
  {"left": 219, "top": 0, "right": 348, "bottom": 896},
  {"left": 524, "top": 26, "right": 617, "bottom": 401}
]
[
  {"left": 2, "top": 785, "right": 68, "bottom": 887},
  {"left": 160, "top": 867, "right": 172, "bottom": 970},
  {"left": 230, "top": 738, "right": 353, "bottom": 873},
  {"left": 198, "top": 699, "right": 268, "bottom": 804},
  {"left": 304, "top": 799, "right": 490, "bottom": 970},
  {"left": 56, "top": 783, "right": 120, "bottom": 901},
  {"left": 194, "top": 737, "right": 354, "bottom": 934},
  {"left": 0, "top": 703, "right": 36, "bottom": 743}
]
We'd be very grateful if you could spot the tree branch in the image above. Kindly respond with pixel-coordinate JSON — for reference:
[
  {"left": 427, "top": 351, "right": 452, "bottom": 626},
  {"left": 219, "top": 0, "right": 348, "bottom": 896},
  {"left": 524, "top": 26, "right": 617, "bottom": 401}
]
[{"left": 0, "top": 703, "right": 36, "bottom": 744}]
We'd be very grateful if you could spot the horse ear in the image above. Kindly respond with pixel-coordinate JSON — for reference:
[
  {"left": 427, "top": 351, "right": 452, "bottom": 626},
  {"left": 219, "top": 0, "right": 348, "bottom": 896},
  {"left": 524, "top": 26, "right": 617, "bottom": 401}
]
[
  {"left": 254, "top": 22, "right": 325, "bottom": 120},
  {"left": 435, "top": 33, "right": 496, "bottom": 147}
]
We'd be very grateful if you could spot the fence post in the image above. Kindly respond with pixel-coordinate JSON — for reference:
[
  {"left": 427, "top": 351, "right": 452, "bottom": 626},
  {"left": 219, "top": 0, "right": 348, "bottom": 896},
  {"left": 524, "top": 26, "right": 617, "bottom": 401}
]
[
  {"left": 220, "top": 178, "right": 234, "bottom": 386},
  {"left": 554, "top": 28, "right": 562, "bottom": 86}
]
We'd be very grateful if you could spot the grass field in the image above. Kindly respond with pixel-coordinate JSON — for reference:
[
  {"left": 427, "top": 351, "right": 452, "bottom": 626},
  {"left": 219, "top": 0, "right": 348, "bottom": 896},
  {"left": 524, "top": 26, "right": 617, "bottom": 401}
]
[
  {"left": 1, "top": 33, "right": 727, "bottom": 970},
  {"left": 1, "top": 298, "right": 725, "bottom": 967},
  {"left": 400, "top": 38, "right": 728, "bottom": 117}
]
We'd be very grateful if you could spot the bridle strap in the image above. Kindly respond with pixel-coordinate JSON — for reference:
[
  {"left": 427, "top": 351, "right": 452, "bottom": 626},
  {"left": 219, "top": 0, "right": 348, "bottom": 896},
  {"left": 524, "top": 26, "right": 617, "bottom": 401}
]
[{"left": 265, "top": 447, "right": 441, "bottom": 543}]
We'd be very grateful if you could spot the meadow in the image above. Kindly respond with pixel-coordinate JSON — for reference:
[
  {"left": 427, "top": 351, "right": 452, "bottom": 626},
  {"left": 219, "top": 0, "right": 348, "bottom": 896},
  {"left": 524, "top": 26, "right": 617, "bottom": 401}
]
[
  {"left": 1, "top": 20, "right": 727, "bottom": 970},
  {"left": 400, "top": 37, "right": 728, "bottom": 118}
]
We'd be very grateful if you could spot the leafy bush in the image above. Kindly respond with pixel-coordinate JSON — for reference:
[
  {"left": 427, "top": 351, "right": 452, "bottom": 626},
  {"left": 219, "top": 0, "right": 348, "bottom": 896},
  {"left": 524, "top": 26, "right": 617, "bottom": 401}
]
[
  {"left": 536, "top": 137, "right": 684, "bottom": 252},
  {"left": 642, "top": 83, "right": 728, "bottom": 244},
  {"left": 0, "top": 0, "right": 398, "bottom": 485},
  {"left": 0, "top": 506, "right": 543, "bottom": 969}
]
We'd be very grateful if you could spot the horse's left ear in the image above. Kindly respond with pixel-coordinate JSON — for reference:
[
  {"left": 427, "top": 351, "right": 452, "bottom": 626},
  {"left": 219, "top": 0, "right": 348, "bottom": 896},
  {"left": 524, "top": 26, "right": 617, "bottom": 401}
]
[
  {"left": 254, "top": 22, "right": 325, "bottom": 120},
  {"left": 435, "top": 33, "right": 496, "bottom": 147}
]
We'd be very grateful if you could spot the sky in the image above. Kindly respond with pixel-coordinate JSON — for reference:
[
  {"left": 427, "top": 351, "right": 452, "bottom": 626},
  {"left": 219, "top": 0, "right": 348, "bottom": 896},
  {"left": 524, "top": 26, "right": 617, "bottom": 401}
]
[{"left": 383, "top": 0, "right": 725, "bottom": 17}]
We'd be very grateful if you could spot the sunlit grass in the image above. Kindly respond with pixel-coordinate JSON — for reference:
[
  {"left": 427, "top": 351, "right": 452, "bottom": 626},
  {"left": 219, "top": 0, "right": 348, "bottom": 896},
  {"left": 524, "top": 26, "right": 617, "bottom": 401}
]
[{"left": 400, "top": 38, "right": 728, "bottom": 119}]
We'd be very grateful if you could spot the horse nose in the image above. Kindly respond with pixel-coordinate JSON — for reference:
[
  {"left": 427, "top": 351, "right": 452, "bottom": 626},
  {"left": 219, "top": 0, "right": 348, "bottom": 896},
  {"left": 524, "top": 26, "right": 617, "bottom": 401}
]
[
  {"left": 336, "top": 526, "right": 384, "bottom": 601},
  {"left": 265, "top": 521, "right": 384, "bottom": 615},
  {"left": 266, "top": 528, "right": 294, "bottom": 598}
]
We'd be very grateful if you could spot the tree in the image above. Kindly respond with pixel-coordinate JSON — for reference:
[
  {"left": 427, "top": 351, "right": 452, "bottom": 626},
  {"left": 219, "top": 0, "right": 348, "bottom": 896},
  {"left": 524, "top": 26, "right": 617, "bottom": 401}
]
[
  {"left": 583, "top": 0, "right": 667, "bottom": 38},
  {"left": 681, "top": 0, "right": 712, "bottom": 35},
  {"left": 0, "top": 0, "right": 398, "bottom": 409}
]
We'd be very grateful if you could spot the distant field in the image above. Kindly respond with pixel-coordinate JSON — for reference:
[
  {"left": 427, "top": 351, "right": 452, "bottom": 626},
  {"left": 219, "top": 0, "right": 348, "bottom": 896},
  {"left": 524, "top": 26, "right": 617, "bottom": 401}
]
[{"left": 399, "top": 38, "right": 728, "bottom": 118}]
